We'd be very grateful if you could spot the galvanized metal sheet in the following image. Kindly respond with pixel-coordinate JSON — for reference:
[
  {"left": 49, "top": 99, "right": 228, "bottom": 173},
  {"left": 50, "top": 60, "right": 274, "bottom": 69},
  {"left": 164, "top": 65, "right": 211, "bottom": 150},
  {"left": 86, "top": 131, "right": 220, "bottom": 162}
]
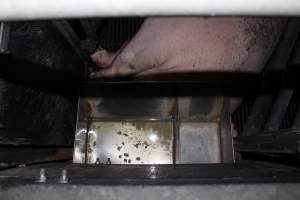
[{"left": 179, "top": 122, "right": 222, "bottom": 163}]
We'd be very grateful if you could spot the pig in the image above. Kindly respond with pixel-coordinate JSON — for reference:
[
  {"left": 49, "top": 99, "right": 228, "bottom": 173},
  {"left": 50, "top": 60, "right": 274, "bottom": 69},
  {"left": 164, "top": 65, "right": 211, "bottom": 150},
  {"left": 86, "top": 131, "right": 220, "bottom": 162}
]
[{"left": 90, "top": 17, "right": 286, "bottom": 79}]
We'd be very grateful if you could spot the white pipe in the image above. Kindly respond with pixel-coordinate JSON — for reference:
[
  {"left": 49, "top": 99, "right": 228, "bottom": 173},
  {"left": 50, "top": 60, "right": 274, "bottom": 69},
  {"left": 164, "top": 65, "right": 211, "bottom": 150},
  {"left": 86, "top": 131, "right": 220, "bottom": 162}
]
[{"left": 0, "top": 0, "right": 300, "bottom": 21}]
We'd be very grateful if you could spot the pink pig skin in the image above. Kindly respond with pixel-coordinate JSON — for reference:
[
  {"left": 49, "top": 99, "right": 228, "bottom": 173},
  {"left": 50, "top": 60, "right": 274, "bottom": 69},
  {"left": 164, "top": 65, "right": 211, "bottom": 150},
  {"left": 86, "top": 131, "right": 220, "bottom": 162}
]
[{"left": 91, "top": 17, "right": 286, "bottom": 79}]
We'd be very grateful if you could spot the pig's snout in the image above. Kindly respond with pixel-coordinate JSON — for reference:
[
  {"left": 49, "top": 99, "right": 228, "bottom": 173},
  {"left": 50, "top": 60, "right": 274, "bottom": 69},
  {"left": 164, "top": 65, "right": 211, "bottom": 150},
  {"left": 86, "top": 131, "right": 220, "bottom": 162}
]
[{"left": 91, "top": 50, "right": 116, "bottom": 69}]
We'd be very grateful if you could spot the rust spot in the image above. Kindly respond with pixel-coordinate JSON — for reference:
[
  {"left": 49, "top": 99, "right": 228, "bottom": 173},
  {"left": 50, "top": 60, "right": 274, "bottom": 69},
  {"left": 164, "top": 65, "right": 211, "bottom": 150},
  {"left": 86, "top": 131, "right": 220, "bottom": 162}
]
[
  {"left": 143, "top": 141, "right": 150, "bottom": 149},
  {"left": 133, "top": 140, "right": 142, "bottom": 148},
  {"left": 117, "top": 131, "right": 122, "bottom": 135},
  {"left": 136, "top": 157, "right": 141, "bottom": 161},
  {"left": 84, "top": 100, "right": 93, "bottom": 116},
  {"left": 128, "top": 159, "right": 131, "bottom": 163},
  {"left": 117, "top": 146, "right": 122, "bottom": 151},
  {"left": 121, "top": 142, "right": 125, "bottom": 145},
  {"left": 48, "top": 148, "right": 73, "bottom": 161},
  {"left": 124, "top": 153, "right": 129, "bottom": 157},
  {"left": 131, "top": 121, "right": 173, "bottom": 137},
  {"left": 124, "top": 159, "right": 127, "bottom": 163},
  {"left": 123, "top": 133, "right": 128, "bottom": 137},
  {"left": 119, "top": 155, "right": 122, "bottom": 159}
]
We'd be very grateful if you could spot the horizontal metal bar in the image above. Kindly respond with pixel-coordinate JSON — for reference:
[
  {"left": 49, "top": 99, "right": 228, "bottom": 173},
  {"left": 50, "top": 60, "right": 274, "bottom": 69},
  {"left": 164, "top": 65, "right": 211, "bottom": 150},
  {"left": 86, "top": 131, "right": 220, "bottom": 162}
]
[
  {"left": 79, "top": 118, "right": 173, "bottom": 122},
  {"left": 81, "top": 69, "right": 300, "bottom": 97},
  {"left": 1, "top": 0, "right": 300, "bottom": 21},
  {"left": 1, "top": 162, "right": 300, "bottom": 185},
  {"left": 80, "top": 74, "right": 263, "bottom": 97},
  {"left": 0, "top": 147, "right": 73, "bottom": 168}
]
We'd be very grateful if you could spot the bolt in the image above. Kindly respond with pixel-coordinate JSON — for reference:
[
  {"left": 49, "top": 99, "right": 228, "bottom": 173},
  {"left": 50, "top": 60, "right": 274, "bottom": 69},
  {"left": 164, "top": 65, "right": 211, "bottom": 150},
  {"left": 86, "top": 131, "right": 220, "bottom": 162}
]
[
  {"left": 59, "top": 169, "right": 69, "bottom": 183},
  {"left": 106, "top": 158, "right": 111, "bottom": 164},
  {"left": 95, "top": 158, "right": 101, "bottom": 165},
  {"left": 35, "top": 168, "right": 47, "bottom": 183},
  {"left": 148, "top": 166, "right": 158, "bottom": 179}
]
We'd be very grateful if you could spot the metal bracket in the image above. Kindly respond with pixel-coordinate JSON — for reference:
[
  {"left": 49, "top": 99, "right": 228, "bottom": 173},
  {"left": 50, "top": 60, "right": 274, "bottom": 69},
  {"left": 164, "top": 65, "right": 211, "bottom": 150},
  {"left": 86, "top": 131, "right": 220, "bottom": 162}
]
[
  {"left": 297, "top": 140, "right": 300, "bottom": 162},
  {"left": 0, "top": 22, "right": 10, "bottom": 54}
]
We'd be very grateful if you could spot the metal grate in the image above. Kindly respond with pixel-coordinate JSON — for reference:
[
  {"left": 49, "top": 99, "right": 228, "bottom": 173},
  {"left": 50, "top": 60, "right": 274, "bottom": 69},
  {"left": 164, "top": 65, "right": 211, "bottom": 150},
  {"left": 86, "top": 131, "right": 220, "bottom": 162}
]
[
  {"left": 96, "top": 17, "right": 144, "bottom": 52},
  {"left": 280, "top": 91, "right": 299, "bottom": 129},
  {"left": 231, "top": 98, "right": 254, "bottom": 134},
  {"left": 232, "top": 89, "right": 300, "bottom": 135},
  {"left": 8, "top": 21, "right": 83, "bottom": 72}
]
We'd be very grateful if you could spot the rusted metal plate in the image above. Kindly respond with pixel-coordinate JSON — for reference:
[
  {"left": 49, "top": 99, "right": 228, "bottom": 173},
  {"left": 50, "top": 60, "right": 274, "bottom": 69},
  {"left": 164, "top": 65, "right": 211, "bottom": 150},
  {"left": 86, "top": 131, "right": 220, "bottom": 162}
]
[{"left": 74, "top": 121, "right": 173, "bottom": 164}]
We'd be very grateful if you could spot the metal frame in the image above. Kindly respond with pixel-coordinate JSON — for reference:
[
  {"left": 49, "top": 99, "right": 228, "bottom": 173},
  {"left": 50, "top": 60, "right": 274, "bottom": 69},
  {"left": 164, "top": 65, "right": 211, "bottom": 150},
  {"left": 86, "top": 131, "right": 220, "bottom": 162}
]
[
  {"left": 1, "top": 0, "right": 300, "bottom": 21},
  {"left": 1, "top": 162, "right": 300, "bottom": 185},
  {"left": 0, "top": 22, "right": 10, "bottom": 53}
]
